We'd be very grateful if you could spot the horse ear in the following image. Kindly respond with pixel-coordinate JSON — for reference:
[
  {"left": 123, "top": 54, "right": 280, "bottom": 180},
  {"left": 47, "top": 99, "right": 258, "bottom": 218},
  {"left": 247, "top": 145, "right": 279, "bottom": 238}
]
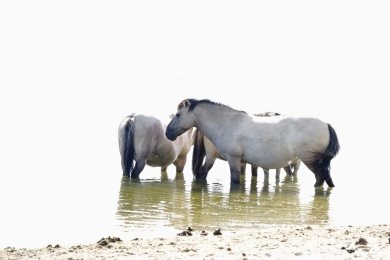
[{"left": 178, "top": 99, "right": 191, "bottom": 110}]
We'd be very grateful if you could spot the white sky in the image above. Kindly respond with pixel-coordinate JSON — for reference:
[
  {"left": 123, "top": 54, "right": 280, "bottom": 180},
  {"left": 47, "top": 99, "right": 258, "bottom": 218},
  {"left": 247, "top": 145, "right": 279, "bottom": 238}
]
[
  {"left": 0, "top": 1, "right": 389, "bottom": 172},
  {"left": 1, "top": 1, "right": 389, "bottom": 117},
  {"left": 1, "top": 1, "right": 390, "bottom": 247}
]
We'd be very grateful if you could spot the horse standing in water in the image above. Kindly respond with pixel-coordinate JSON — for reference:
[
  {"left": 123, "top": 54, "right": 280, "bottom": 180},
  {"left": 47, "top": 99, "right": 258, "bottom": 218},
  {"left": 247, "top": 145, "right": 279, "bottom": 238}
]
[
  {"left": 118, "top": 113, "right": 194, "bottom": 178},
  {"left": 192, "top": 124, "right": 301, "bottom": 181},
  {"left": 166, "top": 99, "right": 340, "bottom": 187}
]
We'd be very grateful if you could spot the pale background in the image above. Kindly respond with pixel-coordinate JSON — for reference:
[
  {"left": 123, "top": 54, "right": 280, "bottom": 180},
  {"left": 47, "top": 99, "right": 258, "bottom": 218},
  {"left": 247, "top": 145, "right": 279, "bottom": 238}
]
[{"left": 1, "top": 0, "right": 389, "bottom": 248}]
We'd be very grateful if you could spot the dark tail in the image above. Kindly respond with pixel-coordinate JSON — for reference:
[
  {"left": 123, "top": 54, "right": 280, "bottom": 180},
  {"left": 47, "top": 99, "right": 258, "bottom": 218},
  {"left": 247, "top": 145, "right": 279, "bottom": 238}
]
[
  {"left": 325, "top": 123, "right": 340, "bottom": 159},
  {"left": 192, "top": 129, "right": 206, "bottom": 178},
  {"left": 305, "top": 123, "right": 340, "bottom": 187},
  {"left": 118, "top": 115, "right": 136, "bottom": 177},
  {"left": 321, "top": 124, "right": 340, "bottom": 184}
]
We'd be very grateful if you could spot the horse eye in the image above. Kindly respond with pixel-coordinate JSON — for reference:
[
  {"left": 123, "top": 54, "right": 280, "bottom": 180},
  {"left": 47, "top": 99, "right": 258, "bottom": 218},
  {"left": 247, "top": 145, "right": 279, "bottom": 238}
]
[{"left": 176, "top": 113, "right": 181, "bottom": 118}]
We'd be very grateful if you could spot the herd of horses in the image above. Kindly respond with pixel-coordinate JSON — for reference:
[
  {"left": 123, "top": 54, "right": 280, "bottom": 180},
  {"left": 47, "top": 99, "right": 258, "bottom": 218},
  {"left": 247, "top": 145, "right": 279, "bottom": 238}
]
[{"left": 118, "top": 98, "right": 340, "bottom": 188}]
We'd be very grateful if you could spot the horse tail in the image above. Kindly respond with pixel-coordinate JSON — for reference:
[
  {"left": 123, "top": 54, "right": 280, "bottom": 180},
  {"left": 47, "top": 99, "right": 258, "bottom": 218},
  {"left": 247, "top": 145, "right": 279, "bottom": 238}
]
[
  {"left": 118, "top": 115, "right": 136, "bottom": 177},
  {"left": 192, "top": 129, "right": 206, "bottom": 177},
  {"left": 325, "top": 123, "right": 340, "bottom": 159},
  {"left": 305, "top": 123, "right": 340, "bottom": 186},
  {"left": 321, "top": 123, "right": 340, "bottom": 180}
]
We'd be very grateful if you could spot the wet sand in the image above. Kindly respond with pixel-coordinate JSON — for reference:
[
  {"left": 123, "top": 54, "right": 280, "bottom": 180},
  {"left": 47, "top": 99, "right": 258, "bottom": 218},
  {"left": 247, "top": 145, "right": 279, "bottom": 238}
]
[{"left": 2, "top": 224, "right": 389, "bottom": 259}]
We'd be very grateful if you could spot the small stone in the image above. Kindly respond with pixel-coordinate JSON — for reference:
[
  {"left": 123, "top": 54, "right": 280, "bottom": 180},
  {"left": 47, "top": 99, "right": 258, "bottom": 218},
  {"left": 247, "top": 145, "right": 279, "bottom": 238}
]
[
  {"left": 201, "top": 230, "right": 208, "bottom": 236},
  {"left": 177, "top": 231, "right": 187, "bottom": 236},
  {"left": 97, "top": 240, "right": 108, "bottom": 246},
  {"left": 213, "top": 228, "right": 222, "bottom": 236},
  {"left": 177, "top": 231, "right": 192, "bottom": 236},
  {"left": 355, "top": 238, "right": 368, "bottom": 245},
  {"left": 5, "top": 247, "right": 15, "bottom": 253}
]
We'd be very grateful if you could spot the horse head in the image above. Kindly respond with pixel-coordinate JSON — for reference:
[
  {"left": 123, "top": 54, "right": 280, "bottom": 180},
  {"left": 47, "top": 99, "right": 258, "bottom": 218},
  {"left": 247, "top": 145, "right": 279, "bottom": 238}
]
[{"left": 166, "top": 98, "right": 197, "bottom": 141}]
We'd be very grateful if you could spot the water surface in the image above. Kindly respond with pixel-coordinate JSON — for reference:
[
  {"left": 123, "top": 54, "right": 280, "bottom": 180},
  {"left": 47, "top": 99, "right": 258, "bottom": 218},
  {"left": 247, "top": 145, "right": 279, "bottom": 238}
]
[{"left": 0, "top": 111, "right": 389, "bottom": 248}]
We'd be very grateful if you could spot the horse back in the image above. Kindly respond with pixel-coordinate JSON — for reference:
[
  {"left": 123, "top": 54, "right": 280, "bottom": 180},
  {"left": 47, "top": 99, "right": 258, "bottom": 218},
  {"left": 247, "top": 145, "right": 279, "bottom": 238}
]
[
  {"left": 235, "top": 117, "right": 331, "bottom": 168},
  {"left": 133, "top": 115, "right": 168, "bottom": 158}
]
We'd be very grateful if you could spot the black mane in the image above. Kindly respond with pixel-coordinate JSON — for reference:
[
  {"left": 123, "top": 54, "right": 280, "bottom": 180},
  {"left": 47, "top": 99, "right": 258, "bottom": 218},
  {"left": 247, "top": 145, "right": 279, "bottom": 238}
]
[{"left": 180, "top": 98, "right": 247, "bottom": 114}]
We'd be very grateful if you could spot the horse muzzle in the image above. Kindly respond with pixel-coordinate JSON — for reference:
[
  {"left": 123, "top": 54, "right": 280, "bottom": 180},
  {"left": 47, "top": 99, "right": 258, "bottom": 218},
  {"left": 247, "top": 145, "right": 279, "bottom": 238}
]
[{"left": 165, "top": 129, "right": 177, "bottom": 141}]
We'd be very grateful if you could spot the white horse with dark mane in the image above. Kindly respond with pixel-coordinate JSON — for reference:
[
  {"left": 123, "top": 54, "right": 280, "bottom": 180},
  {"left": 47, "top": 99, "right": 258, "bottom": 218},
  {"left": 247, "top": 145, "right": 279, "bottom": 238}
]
[
  {"left": 118, "top": 113, "right": 194, "bottom": 178},
  {"left": 192, "top": 121, "right": 301, "bottom": 181},
  {"left": 166, "top": 99, "right": 340, "bottom": 187}
]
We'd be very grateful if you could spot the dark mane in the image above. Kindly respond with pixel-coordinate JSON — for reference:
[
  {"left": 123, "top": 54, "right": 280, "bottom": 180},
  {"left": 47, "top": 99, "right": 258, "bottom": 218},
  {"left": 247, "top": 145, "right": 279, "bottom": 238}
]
[{"left": 179, "top": 98, "right": 247, "bottom": 114}]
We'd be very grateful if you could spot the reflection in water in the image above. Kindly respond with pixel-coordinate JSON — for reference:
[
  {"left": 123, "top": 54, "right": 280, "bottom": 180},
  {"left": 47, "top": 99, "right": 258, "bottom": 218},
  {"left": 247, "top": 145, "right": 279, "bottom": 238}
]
[
  {"left": 304, "top": 187, "right": 332, "bottom": 225},
  {"left": 117, "top": 172, "right": 331, "bottom": 236}
]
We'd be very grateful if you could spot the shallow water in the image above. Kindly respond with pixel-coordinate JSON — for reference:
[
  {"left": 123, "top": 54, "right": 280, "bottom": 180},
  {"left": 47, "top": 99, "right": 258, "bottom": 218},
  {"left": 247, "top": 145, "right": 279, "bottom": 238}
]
[{"left": 1, "top": 111, "right": 389, "bottom": 248}]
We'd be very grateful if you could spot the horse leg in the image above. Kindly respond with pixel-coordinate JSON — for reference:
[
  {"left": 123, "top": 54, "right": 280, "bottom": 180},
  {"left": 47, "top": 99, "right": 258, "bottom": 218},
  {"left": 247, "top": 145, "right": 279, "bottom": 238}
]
[
  {"left": 275, "top": 168, "right": 281, "bottom": 180},
  {"left": 174, "top": 155, "right": 187, "bottom": 173},
  {"left": 251, "top": 165, "right": 258, "bottom": 177},
  {"left": 262, "top": 168, "right": 270, "bottom": 181},
  {"left": 283, "top": 165, "right": 293, "bottom": 176},
  {"left": 313, "top": 169, "right": 335, "bottom": 187},
  {"left": 323, "top": 165, "right": 335, "bottom": 187},
  {"left": 301, "top": 155, "right": 334, "bottom": 188},
  {"left": 195, "top": 157, "right": 216, "bottom": 181},
  {"left": 240, "top": 162, "right": 247, "bottom": 175},
  {"left": 228, "top": 158, "right": 242, "bottom": 184},
  {"left": 294, "top": 160, "right": 301, "bottom": 174},
  {"left": 131, "top": 160, "right": 146, "bottom": 178},
  {"left": 161, "top": 166, "right": 168, "bottom": 172},
  {"left": 292, "top": 160, "right": 301, "bottom": 175}
]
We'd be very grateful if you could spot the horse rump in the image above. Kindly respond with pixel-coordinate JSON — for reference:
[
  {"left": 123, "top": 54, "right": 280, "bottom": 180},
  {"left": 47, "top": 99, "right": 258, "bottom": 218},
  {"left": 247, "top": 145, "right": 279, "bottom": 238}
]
[{"left": 305, "top": 123, "right": 340, "bottom": 187}]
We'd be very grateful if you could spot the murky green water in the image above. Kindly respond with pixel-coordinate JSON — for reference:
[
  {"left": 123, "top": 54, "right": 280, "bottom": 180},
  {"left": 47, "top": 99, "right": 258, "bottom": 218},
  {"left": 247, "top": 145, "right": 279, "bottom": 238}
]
[{"left": 117, "top": 172, "right": 331, "bottom": 235}]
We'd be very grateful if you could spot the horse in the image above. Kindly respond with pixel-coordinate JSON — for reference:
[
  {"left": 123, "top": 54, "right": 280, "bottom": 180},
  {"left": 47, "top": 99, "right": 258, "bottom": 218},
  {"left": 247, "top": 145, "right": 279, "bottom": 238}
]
[
  {"left": 166, "top": 99, "right": 340, "bottom": 187},
  {"left": 118, "top": 113, "right": 194, "bottom": 178},
  {"left": 192, "top": 124, "right": 301, "bottom": 181}
]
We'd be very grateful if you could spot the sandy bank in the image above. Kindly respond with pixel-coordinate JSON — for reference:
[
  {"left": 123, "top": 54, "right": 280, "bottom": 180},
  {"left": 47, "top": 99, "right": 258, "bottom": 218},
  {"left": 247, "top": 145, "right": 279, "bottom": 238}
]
[{"left": 2, "top": 224, "right": 389, "bottom": 259}]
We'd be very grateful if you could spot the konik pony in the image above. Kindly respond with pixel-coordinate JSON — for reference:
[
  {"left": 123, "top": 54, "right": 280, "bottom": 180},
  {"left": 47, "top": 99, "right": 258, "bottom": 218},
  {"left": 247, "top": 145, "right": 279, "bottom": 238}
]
[{"left": 166, "top": 99, "right": 339, "bottom": 187}]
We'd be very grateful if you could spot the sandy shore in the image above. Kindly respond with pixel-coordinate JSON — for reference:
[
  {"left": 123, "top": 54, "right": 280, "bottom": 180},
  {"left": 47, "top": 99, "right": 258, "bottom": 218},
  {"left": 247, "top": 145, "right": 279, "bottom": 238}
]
[{"left": 2, "top": 224, "right": 389, "bottom": 259}]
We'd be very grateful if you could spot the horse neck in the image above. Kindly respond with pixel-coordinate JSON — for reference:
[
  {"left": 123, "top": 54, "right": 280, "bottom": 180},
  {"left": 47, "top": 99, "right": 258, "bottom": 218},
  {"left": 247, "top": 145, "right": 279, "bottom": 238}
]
[
  {"left": 172, "top": 127, "right": 193, "bottom": 150},
  {"left": 193, "top": 104, "right": 241, "bottom": 142}
]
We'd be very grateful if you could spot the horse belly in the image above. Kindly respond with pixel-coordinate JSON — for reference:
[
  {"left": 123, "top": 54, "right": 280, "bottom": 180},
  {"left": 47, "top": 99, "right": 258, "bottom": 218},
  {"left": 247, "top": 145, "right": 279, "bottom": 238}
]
[
  {"left": 243, "top": 148, "right": 295, "bottom": 169},
  {"left": 146, "top": 152, "right": 176, "bottom": 167}
]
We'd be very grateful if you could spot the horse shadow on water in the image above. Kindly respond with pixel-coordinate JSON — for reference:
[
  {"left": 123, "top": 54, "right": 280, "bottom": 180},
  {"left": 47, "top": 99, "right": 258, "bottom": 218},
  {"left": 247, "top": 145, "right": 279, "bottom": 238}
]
[{"left": 166, "top": 98, "right": 340, "bottom": 188}]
